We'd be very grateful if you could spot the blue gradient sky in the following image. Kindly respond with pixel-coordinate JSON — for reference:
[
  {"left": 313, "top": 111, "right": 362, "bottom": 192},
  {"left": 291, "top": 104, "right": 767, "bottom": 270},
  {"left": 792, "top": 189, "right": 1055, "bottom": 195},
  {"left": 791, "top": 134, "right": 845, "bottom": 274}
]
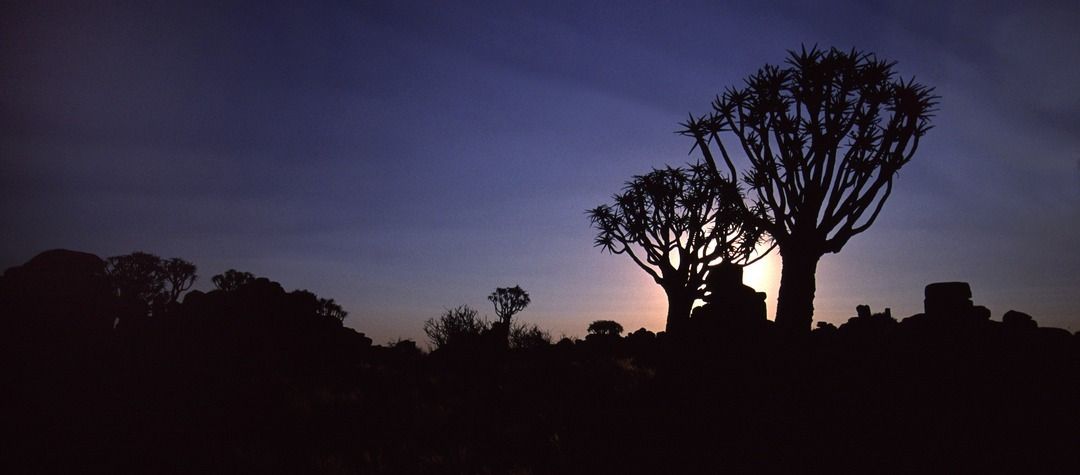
[{"left": 3, "top": 0, "right": 1079, "bottom": 343}]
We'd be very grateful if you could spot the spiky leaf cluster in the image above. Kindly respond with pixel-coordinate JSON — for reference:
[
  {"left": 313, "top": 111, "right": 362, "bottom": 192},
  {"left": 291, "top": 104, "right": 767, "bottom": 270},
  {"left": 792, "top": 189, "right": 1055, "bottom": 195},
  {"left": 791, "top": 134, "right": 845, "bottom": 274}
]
[
  {"left": 587, "top": 163, "right": 768, "bottom": 298},
  {"left": 488, "top": 285, "right": 531, "bottom": 324},
  {"left": 680, "top": 46, "right": 937, "bottom": 253}
]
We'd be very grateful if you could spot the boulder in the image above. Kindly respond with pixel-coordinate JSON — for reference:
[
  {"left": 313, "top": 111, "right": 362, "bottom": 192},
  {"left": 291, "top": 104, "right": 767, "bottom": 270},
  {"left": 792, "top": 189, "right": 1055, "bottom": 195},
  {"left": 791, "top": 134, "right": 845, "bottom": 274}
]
[
  {"left": 0, "top": 249, "right": 116, "bottom": 336},
  {"left": 690, "top": 263, "right": 767, "bottom": 332},
  {"left": 839, "top": 305, "right": 897, "bottom": 335},
  {"left": 1002, "top": 310, "right": 1037, "bottom": 330},
  {"left": 924, "top": 282, "right": 973, "bottom": 317}
]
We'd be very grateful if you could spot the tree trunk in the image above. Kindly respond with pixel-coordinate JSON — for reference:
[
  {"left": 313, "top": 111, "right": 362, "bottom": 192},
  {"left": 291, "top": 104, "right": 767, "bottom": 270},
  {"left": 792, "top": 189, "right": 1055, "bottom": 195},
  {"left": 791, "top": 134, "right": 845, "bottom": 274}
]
[
  {"left": 664, "top": 287, "right": 695, "bottom": 334},
  {"left": 774, "top": 247, "right": 822, "bottom": 333}
]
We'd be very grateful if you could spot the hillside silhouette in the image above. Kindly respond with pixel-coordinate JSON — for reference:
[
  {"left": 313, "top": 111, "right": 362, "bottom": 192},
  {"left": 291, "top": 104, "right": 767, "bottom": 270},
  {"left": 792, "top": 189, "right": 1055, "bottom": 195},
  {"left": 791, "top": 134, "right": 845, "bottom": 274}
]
[{"left": 3, "top": 248, "right": 1077, "bottom": 473}]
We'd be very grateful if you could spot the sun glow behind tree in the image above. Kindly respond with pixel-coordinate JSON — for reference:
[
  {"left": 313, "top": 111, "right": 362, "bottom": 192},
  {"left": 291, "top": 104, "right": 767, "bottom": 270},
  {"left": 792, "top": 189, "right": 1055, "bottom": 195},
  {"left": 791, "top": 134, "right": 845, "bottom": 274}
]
[
  {"left": 743, "top": 249, "right": 781, "bottom": 319},
  {"left": 588, "top": 163, "right": 770, "bottom": 332},
  {"left": 650, "top": 238, "right": 778, "bottom": 323}
]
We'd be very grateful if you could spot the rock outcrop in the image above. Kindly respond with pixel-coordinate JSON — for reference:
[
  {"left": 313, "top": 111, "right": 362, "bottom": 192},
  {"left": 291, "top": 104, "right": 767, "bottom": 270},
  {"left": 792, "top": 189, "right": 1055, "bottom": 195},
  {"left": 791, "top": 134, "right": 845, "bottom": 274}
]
[
  {"left": 689, "top": 263, "right": 767, "bottom": 334},
  {"left": 0, "top": 249, "right": 116, "bottom": 337}
]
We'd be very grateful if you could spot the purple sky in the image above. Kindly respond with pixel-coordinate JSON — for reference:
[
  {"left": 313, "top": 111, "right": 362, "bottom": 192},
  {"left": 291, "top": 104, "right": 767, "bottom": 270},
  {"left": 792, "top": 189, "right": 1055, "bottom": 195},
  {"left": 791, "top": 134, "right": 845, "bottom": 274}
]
[{"left": 3, "top": 0, "right": 1079, "bottom": 343}]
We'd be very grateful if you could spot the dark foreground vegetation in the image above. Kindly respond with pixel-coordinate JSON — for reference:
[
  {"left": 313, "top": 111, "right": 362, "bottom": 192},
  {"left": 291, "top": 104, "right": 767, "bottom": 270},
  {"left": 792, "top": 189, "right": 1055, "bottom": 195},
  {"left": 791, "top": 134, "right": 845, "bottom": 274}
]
[{"left": 3, "top": 249, "right": 1078, "bottom": 473}]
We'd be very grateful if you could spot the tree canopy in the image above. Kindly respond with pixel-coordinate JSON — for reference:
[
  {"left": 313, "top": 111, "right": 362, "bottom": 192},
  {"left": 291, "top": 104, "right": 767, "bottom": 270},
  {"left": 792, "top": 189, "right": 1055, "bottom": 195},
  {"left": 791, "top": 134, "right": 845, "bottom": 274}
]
[
  {"left": 212, "top": 269, "right": 256, "bottom": 292},
  {"left": 587, "top": 320, "right": 624, "bottom": 337},
  {"left": 106, "top": 252, "right": 197, "bottom": 318},
  {"left": 681, "top": 46, "right": 936, "bottom": 331},
  {"left": 588, "top": 163, "right": 769, "bottom": 331},
  {"left": 488, "top": 286, "right": 531, "bottom": 325}
]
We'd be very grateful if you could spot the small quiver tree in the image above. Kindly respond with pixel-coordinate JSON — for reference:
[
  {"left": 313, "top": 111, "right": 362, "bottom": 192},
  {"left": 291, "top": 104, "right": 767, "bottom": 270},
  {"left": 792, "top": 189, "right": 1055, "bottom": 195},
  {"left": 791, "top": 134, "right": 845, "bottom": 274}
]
[
  {"left": 487, "top": 286, "right": 531, "bottom": 347},
  {"left": 588, "top": 163, "right": 770, "bottom": 333}
]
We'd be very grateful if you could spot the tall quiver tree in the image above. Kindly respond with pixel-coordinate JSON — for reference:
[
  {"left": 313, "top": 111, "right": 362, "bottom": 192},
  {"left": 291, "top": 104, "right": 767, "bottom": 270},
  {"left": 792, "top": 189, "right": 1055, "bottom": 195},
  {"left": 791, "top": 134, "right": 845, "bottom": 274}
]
[
  {"left": 588, "top": 163, "right": 769, "bottom": 333},
  {"left": 682, "top": 46, "right": 937, "bottom": 332}
]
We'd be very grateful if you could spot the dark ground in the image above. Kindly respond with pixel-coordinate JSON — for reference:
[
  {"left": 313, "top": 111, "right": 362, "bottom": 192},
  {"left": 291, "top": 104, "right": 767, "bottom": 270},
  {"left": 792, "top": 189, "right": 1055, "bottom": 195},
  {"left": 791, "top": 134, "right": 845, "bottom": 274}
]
[{"left": 3, "top": 250, "right": 1078, "bottom": 473}]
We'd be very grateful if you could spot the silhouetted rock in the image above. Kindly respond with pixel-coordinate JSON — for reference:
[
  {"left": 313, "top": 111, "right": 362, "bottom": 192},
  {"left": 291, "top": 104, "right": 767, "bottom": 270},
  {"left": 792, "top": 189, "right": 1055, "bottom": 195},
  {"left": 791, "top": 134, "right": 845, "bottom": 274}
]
[
  {"left": 3, "top": 251, "right": 122, "bottom": 473},
  {"left": 814, "top": 321, "right": 837, "bottom": 332},
  {"left": 0, "top": 249, "right": 116, "bottom": 337},
  {"left": 584, "top": 332, "right": 619, "bottom": 344},
  {"left": 388, "top": 338, "right": 422, "bottom": 358},
  {"left": 856, "top": 304, "right": 871, "bottom": 319},
  {"left": 904, "top": 282, "right": 992, "bottom": 330},
  {"left": 1036, "top": 326, "right": 1073, "bottom": 343},
  {"left": 924, "top": 281, "right": 972, "bottom": 316},
  {"left": 1002, "top": 310, "right": 1037, "bottom": 331},
  {"left": 839, "top": 304, "right": 896, "bottom": 335},
  {"left": 689, "top": 263, "right": 767, "bottom": 334},
  {"left": 625, "top": 327, "right": 655, "bottom": 343}
]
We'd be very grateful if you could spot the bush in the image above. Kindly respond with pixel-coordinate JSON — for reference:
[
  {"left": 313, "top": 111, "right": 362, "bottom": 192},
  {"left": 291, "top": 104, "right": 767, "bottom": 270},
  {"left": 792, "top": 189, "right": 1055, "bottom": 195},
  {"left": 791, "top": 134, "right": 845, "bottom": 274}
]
[
  {"left": 509, "top": 322, "right": 552, "bottom": 350},
  {"left": 587, "top": 320, "right": 624, "bottom": 337},
  {"left": 423, "top": 305, "right": 489, "bottom": 350}
]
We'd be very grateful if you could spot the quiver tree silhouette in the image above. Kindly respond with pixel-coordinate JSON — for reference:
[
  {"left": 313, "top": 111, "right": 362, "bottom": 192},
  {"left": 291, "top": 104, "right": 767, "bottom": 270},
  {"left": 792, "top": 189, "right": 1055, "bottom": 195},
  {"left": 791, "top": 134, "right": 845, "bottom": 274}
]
[
  {"left": 212, "top": 269, "right": 255, "bottom": 292},
  {"left": 106, "top": 252, "right": 165, "bottom": 315},
  {"left": 487, "top": 286, "right": 531, "bottom": 348},
  {"left": 488, "top": 285, "right": 531, "bottom": 325},
  {"left": 588, "top": 163, "right": 769, "bottom": 332},
  {"left": 161, "top": 258, "right": 197, "bottom": 305},
  {"left": 681, "top": 46, "right": 937, "bottom": 332},
  {"left": 106, "top": 252, "right": 197, "bottom": 319}
]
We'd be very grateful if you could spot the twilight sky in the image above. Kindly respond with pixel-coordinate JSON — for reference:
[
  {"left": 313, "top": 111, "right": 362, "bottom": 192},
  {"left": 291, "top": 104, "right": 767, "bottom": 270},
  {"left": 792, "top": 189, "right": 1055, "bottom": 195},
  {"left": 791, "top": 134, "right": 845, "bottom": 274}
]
[{"left": 3, "top": 0, "right": 1079, "bottom": 342}]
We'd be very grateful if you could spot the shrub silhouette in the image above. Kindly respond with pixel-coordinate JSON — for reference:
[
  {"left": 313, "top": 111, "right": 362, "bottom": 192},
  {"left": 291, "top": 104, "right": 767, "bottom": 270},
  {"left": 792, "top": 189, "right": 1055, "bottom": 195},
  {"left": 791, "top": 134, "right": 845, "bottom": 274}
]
[
  {"left": 682, "top": 46, "right": 937, "bottom": 332},
  {"left": 509, "top": 321, "right": 552, "bottom": 349},
  {"left": 424, "top": 305, "right": 490, "bottom": 350},
  {"left": 211, "top": 269, "right": 255, "bottom": 292},
  {"left": 588, "top": 163, "right": 769, "bottom": 332},
  {"left": 316, "top": 296, "right": 347, "bottom": 323},
  {"left": 587, "top": 320, "right": 624, "bottom": 337}
]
